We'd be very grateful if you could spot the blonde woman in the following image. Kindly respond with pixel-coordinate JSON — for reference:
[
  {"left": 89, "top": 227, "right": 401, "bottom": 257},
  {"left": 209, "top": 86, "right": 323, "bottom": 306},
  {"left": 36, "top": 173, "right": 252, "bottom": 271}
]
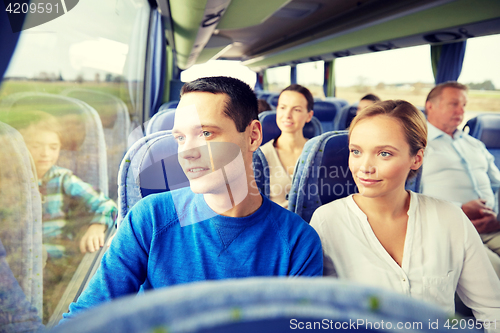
[{"left": 311, "top": 100, "right": 500, "bottom": 330}]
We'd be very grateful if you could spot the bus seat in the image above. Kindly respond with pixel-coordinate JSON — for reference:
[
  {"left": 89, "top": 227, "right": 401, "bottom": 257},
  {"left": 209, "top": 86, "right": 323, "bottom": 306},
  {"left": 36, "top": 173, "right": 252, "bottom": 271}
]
[
  {"left": 333, "top": 103, "right": 358, "bottom": 130},
  {"left": 288, "top": 131, "right": 355, "bottom": 222},
  {"left": 161, "top": 100, "right": 179, "bottom": 110},
  {"left": 145, "top": 109, "right": 175, "bottom": 135},
  {"left": 259, "top": 111, "right": 323, "bottom": 145},
  {"left": 62, "top": 89, "right": 131, "bottom": 200},
  {"left": 0, "top": 121, "right": 43, "bottom": 320},
  {"left": 117, "top": 131, "right": 270, "bottom": 226},
  {"left": 256, "top": 91, "right": 270, "bottom": 100},
  {"left": 52, "top": 277, "right": 456, "bottom": 333},
  {"left": 0, "top": 92, "right": 109, "bottom": 196},
  {"left": 464, "top": 114, "right": 500, "bottom": 170},
  {"left": 324, "top": 97, "right": 349, "bottom": 108},
  {"left": 266, "top": 93, "right": 280, "bottom": 109},
  {"left": 312, "top": 100, "right": 340, "bottom": 132}
]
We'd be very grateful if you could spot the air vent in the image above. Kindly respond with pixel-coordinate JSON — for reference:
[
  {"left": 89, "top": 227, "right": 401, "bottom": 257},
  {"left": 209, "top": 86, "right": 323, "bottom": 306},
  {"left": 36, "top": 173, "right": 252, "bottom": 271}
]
[{"left": 273, "top": 2, "right": 322, "bottom": 19}]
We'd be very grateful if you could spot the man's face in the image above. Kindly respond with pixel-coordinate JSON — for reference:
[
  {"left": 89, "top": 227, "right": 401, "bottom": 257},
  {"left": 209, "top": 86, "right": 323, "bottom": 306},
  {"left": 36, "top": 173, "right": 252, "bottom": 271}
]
[
  {"left": 357, "top": 99, "right": 375, "bottom": 114},
  {"left": 172, "top": 92, "right": 248, "bottom": 195},
  {"left": 427, "top": 87, "right": 467, "bottom": 136}
]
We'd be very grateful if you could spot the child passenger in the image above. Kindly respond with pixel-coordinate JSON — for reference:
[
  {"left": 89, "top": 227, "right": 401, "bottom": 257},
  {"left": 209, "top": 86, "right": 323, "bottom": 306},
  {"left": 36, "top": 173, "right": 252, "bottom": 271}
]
[
  {"left": 310, "top": 100, "right": 500, "bottom": 328},
  {"left": 260, "top": 84, "right": 314, "bottom": 208},
  {"left": 15, "top": 111, "right": 117, "bottom": 257}
]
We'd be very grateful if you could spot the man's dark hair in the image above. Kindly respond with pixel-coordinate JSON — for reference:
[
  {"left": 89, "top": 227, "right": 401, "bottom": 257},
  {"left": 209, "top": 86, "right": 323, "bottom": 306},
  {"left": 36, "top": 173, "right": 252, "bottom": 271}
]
[
  {"left": 360, "top": 93, "right": 381, "bottom": 103},
  {"left": 180, "top": 76, "right": 258, "bottom": 132},
  {"left": 280, "top": 84, "right": 314, "bottom": 112}
]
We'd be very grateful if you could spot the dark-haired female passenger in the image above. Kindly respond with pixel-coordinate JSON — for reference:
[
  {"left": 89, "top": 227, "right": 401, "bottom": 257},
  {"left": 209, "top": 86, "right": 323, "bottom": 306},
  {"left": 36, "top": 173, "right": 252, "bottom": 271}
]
[
  {"left": 260, "top": 85, "right": 314, "bottom": 208},
  {"left": 310, "top": 100, "right": 500, "bottom": 328}
]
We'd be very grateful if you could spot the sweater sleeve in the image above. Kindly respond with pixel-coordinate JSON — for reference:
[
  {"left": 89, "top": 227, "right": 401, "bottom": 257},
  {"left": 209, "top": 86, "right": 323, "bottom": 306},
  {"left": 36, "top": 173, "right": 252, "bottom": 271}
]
[
  {"left": 59, "top": 197, "right": 155, "bottom": 324},
  {"left": 287, "top": 217, "right": 323, "bottom": 277}
]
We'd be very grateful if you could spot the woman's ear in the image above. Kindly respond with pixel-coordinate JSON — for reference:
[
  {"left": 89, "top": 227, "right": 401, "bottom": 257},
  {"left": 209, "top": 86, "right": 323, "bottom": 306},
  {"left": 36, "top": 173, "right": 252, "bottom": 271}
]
[
  {"left": 306, "top": 110, "right": 314, "bottom": 123},
  {"left": 410, "top": 148, "right": 424, "bottom": 170}
]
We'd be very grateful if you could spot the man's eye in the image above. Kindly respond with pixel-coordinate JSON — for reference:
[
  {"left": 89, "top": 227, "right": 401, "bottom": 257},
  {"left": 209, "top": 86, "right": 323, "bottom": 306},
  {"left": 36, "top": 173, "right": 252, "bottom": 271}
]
[
  {"left": 174, "top": 136, "right": 185, "bottom": 142},
  {"left": 202, "top": 131, "right": 212, "bottom": 138}
]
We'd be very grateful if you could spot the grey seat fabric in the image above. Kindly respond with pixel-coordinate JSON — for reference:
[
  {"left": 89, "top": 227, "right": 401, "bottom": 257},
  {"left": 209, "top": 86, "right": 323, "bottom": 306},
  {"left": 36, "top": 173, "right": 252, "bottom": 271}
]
[
  {"left": 0, "top": 92, "right": 109, "bottom": 196},
  {"left": 62, "top": 89, "right": 131, "bottom": 200},
  {"left": 0, "top": 121, "right": 43, "bottom": 322},
  {"left": 52, "top": 277, "right": 460, "bottom": 333}
]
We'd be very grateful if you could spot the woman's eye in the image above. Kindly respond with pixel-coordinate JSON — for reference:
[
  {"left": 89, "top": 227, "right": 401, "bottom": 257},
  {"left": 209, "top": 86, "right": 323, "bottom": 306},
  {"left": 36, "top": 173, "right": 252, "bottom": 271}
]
[
  {"left": 350, "top": 149, "right": 360, "bottom": 155},
  {"left": 380, "top": 151, "right": 391, "bottom": 157}
]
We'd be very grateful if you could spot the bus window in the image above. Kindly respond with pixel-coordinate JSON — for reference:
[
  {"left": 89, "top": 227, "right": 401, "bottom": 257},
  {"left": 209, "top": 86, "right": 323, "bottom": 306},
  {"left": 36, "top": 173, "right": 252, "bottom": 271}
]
[
  {"left": 0, "top": 0, "right": 151, "bottom": 326},
  {"left": 266, "top": 66, "right": 291, "bottom": 92},
  {"left": 296, "top": 61, "right": 325, "bottom": 99}
]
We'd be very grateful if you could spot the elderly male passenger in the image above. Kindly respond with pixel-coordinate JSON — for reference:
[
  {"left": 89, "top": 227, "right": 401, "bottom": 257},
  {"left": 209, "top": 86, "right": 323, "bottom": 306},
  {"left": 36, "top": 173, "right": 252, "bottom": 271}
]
[
  {"left": 60, "top": 76, "right": 322, "bottom": 322},
  {"left": 421, "top": 81, "right": 500, "bottom": 276}
]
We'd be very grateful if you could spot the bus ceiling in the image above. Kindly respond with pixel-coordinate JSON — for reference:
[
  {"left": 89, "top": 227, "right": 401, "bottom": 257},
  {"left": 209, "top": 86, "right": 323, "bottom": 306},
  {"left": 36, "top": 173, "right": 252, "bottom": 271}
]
[{"left": 157, "top": 0, "right": 500, "bottom": 72}]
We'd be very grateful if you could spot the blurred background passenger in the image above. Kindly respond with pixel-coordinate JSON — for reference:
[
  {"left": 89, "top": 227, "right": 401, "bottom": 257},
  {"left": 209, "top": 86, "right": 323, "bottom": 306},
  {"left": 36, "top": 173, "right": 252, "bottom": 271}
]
[
  {"left": 260, "top": 84, "right": 314, "bottom": 208},
  {"left": 311, "top": 100, "right": 500, "bottom": 326},
  {"left": 257, "top": 98, "right": 272, "bottom": 114},
  {"left": 357, "top": 93, "right": 381, "bottom": 114}
]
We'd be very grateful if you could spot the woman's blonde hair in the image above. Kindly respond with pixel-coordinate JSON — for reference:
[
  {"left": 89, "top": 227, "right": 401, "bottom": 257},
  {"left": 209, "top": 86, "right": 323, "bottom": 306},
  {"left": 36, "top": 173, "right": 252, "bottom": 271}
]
[{"left": 348, "top": 100, "right": 427, "bottom": 179}]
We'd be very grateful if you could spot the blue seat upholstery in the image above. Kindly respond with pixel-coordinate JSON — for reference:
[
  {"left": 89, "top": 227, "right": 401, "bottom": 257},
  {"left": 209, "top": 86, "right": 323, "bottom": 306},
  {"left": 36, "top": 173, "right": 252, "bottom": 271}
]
[
  {"left": 312, "top": 100, "right": 340, "bottom": 132},
  {"left": 145, "top": 108, "right": 176, "bottom": 135},
  {"left": 288, "top": 131, "right": 355, "bottom": 222},
  {"left": 53, "top": 277, "right": 460, "bottom": 333},
  {"left": 259, "top": 111, "right": 323, "bottom": 145},
  {"left": 0, "top": 92, "right": 109, "bottom": 196},
  {"left": 0, "top": 122, "right": 43, "bottom": 322},
  {"left": 333, "top": 103, "right": 358, "bottom": 130},
  {"left": 266, "top": 93, "right": 280, "bottom": 109},
  {"left": 62, "top": 89, "right": 131, "bottom": 200},
  {"left": 160, "top": 100, "right": 179, "bottom": 110},
  {"left": 324, "top": 96, "right": 349, "bottom": 109},
  {"left": 117, "top": 131, "right": 270, "bottom": 225},
  {"left": 464, "top": 114, "right": 500, "bottom": 169},
  {"left": 256, "top": 91, "right": 270, "bottom": 101}
]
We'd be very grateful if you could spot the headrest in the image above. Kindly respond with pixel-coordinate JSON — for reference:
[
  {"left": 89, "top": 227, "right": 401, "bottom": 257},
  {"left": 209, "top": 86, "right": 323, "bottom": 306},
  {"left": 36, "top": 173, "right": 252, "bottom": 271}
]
[
  {"left": 312, "top": 101, "right": 339, "bottom": 122},
  {"left": 259, "top": 111, "right": 321, "bottom": 145},
  {"left": 476, "top": 115, "right": 500, "bottom": 149}
]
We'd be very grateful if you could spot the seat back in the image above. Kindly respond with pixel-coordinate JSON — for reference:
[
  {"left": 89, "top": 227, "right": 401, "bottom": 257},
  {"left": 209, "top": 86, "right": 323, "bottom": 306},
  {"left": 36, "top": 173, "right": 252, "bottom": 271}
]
[
  {"left": 464, "top": 114, "right": 500, "bottom": 169},
  {"left": 117, "top": 132, "right": 270, "bottom": 225},
  {"left": 312, "top": 100, "right": 340, "bottom": 132},
  {"left": 266, "top": 93, "right": 280, "bottom": 109},
  {"left": 53, "top": 277, "right": 459, "bottom": 333},
  {"left": 289, "top": 131, "right": 356, "bottom": 222},
  {"left": 333, "top": 103, "right": 358, "bottom": 130},
  {"left": 259, "top": 111, "right": 323, "bottom": 145},
  {"left": 62, "top": 89, "right": 131, "bottom": 200},
  {"left": 0, "top": 122, "right": 43, "bottom": 319},
  {"left": 145, "top": 109, "right": 176, "bottom": 135},
  {"left": 0, "top": 92, "right": 109, "bottom": 195},
  {"left": 162, "top": 100, "right": 179, "bottom": 110},
  {"left": 324, "top": 96, "right": 349, "bottom": 108}
]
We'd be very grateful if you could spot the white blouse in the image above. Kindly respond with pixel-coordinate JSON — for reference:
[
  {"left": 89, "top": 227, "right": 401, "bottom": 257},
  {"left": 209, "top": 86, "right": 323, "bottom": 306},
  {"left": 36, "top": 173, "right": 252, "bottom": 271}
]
[{"left": 310, "top": 191, "right": 500, "bottom": 329}]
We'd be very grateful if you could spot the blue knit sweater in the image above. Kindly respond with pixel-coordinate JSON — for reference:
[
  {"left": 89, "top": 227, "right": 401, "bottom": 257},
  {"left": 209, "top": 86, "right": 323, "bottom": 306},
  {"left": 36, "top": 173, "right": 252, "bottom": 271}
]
[{"left": 62, "top": 188, "right": 322, "bottom": 321}]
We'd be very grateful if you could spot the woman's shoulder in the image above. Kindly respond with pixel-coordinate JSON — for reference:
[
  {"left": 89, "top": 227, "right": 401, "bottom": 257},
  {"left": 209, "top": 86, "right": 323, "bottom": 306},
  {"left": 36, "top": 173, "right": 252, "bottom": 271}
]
[
  {"left": 259, "top": 139, "right": 275, "bottom": 154},
  {"left": 311, "top": 196, "right": 352, "bottom": 224}
]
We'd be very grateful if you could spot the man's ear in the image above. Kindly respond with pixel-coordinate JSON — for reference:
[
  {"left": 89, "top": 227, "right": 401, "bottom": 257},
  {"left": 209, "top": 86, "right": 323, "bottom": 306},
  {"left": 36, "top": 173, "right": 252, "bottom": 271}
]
[
  {"left": 425, "top": 100, "right": 433, "bottom": 116},
  {"left": 248, "top": 120, "right": 262, "bottom": 152}
]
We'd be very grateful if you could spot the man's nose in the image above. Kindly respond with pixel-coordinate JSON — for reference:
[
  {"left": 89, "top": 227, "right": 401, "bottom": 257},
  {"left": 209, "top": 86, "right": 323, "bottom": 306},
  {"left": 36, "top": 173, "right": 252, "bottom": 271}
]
[{"left": 178, "top": 138, "right": 205, "bottom": 160}]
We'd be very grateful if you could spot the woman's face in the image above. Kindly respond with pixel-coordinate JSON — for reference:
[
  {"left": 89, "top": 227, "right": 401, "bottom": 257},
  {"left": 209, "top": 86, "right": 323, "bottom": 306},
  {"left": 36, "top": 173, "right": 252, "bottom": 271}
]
[
  {"left": 348, "top": 115, "right": 423, "bottom": 199},
  {"left": 276, "top": 91, "right": 313, "bottom": 134}
]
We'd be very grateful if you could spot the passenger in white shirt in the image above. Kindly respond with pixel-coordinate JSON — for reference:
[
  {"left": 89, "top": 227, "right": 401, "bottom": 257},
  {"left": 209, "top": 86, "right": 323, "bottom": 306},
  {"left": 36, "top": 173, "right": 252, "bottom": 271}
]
[
  {"left": 421, "top": 81, "right": 500, "bottom": 276},
  {"left": 311, "top": 100, "right": 500, "bottom": 331}
]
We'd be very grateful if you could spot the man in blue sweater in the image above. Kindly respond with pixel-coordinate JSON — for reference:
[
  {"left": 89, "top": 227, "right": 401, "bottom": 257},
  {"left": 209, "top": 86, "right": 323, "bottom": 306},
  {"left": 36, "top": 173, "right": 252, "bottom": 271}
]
[{"left": 61, "top": 77, "right": 323, "bottom": 322}]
